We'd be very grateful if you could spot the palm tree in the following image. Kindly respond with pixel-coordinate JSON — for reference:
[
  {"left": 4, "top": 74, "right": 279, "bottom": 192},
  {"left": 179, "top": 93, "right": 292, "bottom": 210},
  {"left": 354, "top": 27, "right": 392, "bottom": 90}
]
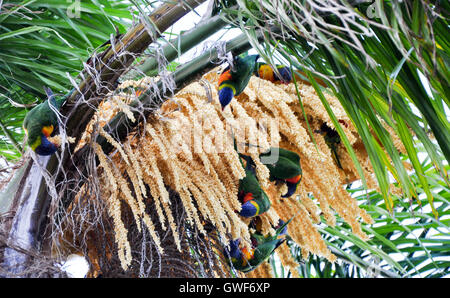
[{"left": 0, "top": 0, "right": 448, "bottom": 278}]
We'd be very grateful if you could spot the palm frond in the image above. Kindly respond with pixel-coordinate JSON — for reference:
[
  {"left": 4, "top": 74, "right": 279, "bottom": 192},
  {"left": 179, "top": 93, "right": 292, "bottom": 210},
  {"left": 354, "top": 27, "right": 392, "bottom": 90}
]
[{"left": 277, "top": 152, "right": 449, "bottom": 278}]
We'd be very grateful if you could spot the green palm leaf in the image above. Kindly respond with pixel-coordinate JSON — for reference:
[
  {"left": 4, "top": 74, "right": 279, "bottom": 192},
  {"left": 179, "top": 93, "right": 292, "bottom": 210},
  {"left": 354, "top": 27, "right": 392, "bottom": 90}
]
[{"left": 0, "top": 0, "right": 137, "bottom": 161}]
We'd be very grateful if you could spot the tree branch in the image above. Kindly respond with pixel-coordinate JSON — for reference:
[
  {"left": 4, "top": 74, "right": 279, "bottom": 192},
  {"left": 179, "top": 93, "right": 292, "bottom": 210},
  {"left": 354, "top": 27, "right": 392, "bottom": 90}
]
[{"left": 125, "top": 13, "right": 228, "bottom": 78}]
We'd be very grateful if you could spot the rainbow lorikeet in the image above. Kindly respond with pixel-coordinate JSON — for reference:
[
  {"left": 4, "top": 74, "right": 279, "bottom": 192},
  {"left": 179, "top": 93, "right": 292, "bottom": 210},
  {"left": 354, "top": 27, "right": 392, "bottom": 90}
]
[
  {"left": 318, "top": 123, "right": 342, "bottom": 169},
  {"left": 23, "top": 87, "right": 73, "bottom": 156},
  {"left": 238, "top": 159, "right": 271, "bottom": 218},
  {"left": 259, "top": 147, "right": 303, "bottom": 198},
  {"left": 255, "top": 63, "right": 331, "bottom": 88},
  {"left": 223, "top": 218, "right": 291, "bottom": 273},
  {"left": 254, "top": 62, "right": 292, "bottom": 84},
  {"left": 218, "top": 54, "right": 259, "bottom": 110}
]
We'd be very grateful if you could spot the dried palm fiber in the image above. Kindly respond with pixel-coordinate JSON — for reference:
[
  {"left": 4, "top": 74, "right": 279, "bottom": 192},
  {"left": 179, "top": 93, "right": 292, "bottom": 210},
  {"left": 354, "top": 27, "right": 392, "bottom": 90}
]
[{"left": 59, "top": 66, "right": 408, "bottom": 277}]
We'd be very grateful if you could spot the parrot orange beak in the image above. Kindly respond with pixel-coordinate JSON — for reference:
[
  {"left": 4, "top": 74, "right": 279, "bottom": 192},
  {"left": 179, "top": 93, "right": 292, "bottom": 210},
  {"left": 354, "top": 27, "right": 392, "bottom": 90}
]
[
  {"left": 41, "top": 125, "right": 54, "bottom": 138},
  {"left": 285, "top": 174, "right": 302, "bottom": 184}
]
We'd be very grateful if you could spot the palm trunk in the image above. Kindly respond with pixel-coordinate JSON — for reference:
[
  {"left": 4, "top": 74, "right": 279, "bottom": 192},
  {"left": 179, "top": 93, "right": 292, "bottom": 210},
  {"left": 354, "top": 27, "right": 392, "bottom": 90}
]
[{"left": 1, "top": 155, "right": 50, "bottom": 276}]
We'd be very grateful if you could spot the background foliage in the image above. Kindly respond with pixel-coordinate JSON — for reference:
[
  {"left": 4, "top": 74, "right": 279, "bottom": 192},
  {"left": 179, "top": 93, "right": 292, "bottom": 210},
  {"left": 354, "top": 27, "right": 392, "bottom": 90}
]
[{"left": 283, "top": 151, "right": 449, "bottom": 278}]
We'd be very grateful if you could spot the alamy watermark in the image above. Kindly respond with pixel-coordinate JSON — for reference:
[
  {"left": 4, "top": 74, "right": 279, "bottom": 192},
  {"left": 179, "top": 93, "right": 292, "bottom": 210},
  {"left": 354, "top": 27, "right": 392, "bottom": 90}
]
[
  {"left": 67, "top": 0, "right": 81, "bottom": 18},
  {"left": 366, "top": 255, "right": 381, "bottom": 277},
  {"left": 363, "top": 0, "right": 382, "bottom": 19},
  {"left": 163, "top": 110, "right": 281, "bottom": 164}
]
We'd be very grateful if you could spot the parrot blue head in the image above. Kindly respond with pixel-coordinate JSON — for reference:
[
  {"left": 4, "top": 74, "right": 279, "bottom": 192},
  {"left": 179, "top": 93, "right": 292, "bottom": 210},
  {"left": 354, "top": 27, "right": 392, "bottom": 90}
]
[
  {"left": 282, "top": 178, "right": 301, "bottom": 198},
  {"left": 274, "top": 66, "right": 292, "bottom": 84},
  {"left": 225, "top": 239, "right": 242, "bottom": 260},
  {"left": 218, "top": 86, "right": 235, "bottom": 110},
  {"left": 239, "top": 200, "right": 259, "bottom": 217},
  {"left": 34, "top": 134, "right": 58, "bottom": 156}
]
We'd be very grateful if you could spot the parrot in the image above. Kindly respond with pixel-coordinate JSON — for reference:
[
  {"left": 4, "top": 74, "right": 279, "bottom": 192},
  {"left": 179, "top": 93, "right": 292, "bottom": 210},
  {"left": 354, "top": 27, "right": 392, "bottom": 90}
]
[
  {"left": 218, "top": 54, "right": 259, "bottom": 110},
  {"left": 254, "top": 62, "right": 331, "bottom": 88},
  {"left": 223, "top": 217, "right": 291, "bottom": 273},
  {"left": 254, "top": 62, "right": 292, "bottom": 84},
  {"left": 237, "top": 156, "right": 271, "bottom": 218},
  {"left": 318, "top": 123, "right": 342, "bottom": 169},
  {"left": 259, "top": 147, "right": 303, "bottom": 198},
  {"left": 238, "top": 168, "right": 271, "bottom": 218},
  {"left": 23, "top": 87, "right": 73, "bottom": 156}
]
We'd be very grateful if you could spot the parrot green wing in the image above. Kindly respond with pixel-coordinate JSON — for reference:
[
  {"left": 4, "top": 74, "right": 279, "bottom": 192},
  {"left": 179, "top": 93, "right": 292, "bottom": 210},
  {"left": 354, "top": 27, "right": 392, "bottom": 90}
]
[
  {"left": 265, "top": 156, "right": 302, "bottom": 180},
  {"left": 23, "top": 101, "right": 57, "bottom": 146},
  {"left": 275, "top": 216, "right": 293, "bottom": 235},
  {"left": 260, "top": 147, "right": 301, "bottom": 165},
  {"left": 260, "top": 147, "right": 302, "bottom": 180},
  {"left": 279, "top": 148, "right": 301, "bottom": 164},
  {"left": 239, "top": 167, "right": 269, "bottom": 198},
  {"left": 253, "top": 62, "right": 264, "bottom": 76},
  {"left": 229, "top": 217, "right": 292, "bottom": 273},
  {"left": 238, "top": 167, "right": 271, "bottom": 216},
  {"left": 252, "top": 216, "right": 292, "bottom": 245},
  {"left": 230, "top": 54, "right": 259, "bottom": 95},
  {"left": 257, "top": 191, "right": 271, "bottom": 214}
]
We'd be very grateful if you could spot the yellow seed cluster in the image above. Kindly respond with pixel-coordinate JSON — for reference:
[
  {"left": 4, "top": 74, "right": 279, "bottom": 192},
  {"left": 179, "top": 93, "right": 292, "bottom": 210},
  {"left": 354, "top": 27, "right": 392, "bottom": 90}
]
[
  {"left": 93, "top": 143, "right": 132, "bottom": 270},
  {"left": 47, "top": 135, "right": 75, "bottom": 146},
  {"left": 71, "top": 66, "right": 407, "bottom": 277}
]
